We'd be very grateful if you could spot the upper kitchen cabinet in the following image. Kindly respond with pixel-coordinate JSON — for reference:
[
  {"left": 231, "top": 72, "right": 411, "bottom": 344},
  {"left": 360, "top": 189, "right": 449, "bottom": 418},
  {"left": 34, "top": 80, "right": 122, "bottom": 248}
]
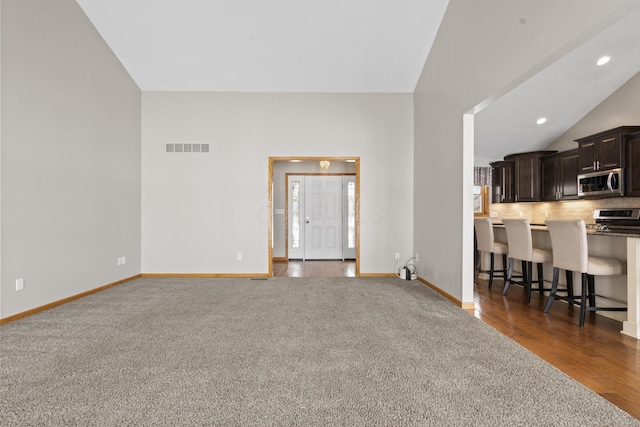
[
  {"left": 541, "top": 149, "right": 579, "bottom": 201},
  {"left": 625, "top": 131, "right": 640, "bottom": 197},
  {"left": 576, "top": 126, "right": 640, "bottom": 173},
  {"left": 505, "top": 151, "right": 556, "bottom": 202},
  {"left": 490, "top": 161, "right": 514, "bottom": 203}
]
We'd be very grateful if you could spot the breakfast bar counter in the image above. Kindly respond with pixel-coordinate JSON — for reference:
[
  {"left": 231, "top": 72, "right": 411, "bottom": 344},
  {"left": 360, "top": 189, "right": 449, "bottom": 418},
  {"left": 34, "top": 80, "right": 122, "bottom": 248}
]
[{"left": 490, "top": 222, "right": 640, "bottom": 339}]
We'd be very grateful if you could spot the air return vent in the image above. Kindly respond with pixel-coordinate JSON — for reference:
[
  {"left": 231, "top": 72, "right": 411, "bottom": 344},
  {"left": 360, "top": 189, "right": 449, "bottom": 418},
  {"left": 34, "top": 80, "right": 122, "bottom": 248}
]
[{"left": 166, "top": 143, "right": 210, "bottom": 153}]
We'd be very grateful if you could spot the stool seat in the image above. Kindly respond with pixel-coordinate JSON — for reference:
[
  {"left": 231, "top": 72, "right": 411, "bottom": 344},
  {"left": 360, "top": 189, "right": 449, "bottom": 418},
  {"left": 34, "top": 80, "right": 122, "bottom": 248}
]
[
  {"left": 587, "top": 257, "right": 625, "bottom": 276},
  {"left": 493, "top": 242, "right": 508, "bottom": 255}
]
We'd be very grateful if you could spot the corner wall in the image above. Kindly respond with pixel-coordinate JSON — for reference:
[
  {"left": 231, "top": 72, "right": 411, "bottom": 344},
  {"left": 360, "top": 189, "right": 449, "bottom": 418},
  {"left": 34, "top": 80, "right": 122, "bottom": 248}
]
[{"left": 1, "top": 0, "right": 141, "bottom": 318}]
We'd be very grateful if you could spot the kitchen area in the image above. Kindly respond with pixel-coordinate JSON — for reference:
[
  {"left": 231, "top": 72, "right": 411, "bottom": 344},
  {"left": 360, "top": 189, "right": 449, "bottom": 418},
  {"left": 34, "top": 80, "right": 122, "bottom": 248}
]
[{"left": 480, "top": 127, "right": 640, "bottom": 339}]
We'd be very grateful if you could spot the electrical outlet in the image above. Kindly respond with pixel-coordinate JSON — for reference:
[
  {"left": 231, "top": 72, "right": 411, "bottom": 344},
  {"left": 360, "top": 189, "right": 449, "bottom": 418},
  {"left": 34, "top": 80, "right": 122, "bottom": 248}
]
[
  {"left": 490, "top": 212, "right": 498, "bottom": 218},
  {"left": 545, "top": 211, "right": 549, "bottom": 218},
  {"left": 237, "top": 252, "right": 242, "bottom": 261},
  {"left": 519, "top": 211, "right": 524, "bottom": 218},
  {"left": 117, "top": 257, "right": 122, "bottom": 266},
  {"left": 16, "top": 278, "right": 24, "bottom": 291},
  {"left": 415, "top": 254, "right": 419, "bottom": 262},
  {"left": 122, "top": 256, "right": 126, "bottom": 265},
  {"left": 395, "top": 253, "right": 400, "bottom": 260}
]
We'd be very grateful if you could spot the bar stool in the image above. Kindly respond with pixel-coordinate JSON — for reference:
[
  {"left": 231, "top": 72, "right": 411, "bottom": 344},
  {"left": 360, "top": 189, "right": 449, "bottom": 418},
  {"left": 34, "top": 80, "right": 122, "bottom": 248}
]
[
  {"left": 501, "top": 219, "right": 552, "bottom": 304},
  {"left": 545, "top": 219, "right": 627, "bottom": 327},
  {"left": 474, "top": 217, "right": 508, "bottom": 289}
]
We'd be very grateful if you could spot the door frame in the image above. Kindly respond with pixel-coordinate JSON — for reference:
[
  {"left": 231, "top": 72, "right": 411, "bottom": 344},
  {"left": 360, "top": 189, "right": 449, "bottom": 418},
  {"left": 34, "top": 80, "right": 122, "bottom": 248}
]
[{"left": 268, "top": 157, "right": 360, "bottom": 277}]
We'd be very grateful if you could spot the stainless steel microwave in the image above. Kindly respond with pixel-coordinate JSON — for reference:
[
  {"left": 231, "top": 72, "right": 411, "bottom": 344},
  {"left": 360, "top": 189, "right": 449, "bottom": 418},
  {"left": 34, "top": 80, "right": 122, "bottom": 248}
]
[{"left": 577, "top": 168, "right": 624, "bottom": 198}]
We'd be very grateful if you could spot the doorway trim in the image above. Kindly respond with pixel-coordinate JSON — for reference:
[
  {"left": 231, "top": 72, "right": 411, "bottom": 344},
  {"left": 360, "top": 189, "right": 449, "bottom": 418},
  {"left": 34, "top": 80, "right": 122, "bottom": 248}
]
[{"left": 268, "top": 157, "right": 360, "bottom": 277}]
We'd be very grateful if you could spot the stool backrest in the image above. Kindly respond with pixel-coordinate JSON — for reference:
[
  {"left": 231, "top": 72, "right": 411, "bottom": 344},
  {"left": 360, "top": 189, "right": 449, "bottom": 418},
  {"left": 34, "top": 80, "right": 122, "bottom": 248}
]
[
  {"left": 502, "top": 218, "right": 532, "bottom": 261},
  {"left": 545, "top": 219, "right": 588, "bottom": 273},
  {"left": 474, "top": 217, "right": 495, "bottom": 253}
]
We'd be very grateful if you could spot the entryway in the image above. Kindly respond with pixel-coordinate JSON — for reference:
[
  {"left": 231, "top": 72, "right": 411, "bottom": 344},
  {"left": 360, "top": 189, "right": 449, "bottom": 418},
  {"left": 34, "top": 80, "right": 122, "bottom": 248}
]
[{"left": 268, "top": 157, "right": 360, "bottom": 277}]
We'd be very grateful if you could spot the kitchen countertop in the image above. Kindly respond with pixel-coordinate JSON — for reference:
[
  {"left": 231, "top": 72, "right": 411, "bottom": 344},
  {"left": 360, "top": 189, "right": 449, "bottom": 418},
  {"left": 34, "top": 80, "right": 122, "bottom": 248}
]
[{"left": 492, "top": 222, "right": 640, "bottom": 238}]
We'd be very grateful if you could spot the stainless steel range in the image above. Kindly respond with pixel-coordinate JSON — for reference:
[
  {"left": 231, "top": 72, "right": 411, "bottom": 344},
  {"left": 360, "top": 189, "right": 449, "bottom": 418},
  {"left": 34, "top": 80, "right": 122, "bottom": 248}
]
[{"left": 593, "top": 208, "right": 640, "bottom": 234}]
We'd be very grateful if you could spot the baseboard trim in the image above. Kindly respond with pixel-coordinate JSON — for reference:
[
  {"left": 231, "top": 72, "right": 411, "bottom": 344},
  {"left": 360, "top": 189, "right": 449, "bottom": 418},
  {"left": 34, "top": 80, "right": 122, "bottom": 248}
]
[
  {"left": 272, "top": 257, "right": 287, "bottom": 263},
  {"left": 140, "top": 273, "right": 270, "bottom": 278},
  {"left": 0, "top": 274, "right": 142, "bottom": 326},
  {"left": 417, "top": 276, "right": 475, "bottom": 311},
  {"left": 359, "top": 273, "right": 396, "bottom": 278}
]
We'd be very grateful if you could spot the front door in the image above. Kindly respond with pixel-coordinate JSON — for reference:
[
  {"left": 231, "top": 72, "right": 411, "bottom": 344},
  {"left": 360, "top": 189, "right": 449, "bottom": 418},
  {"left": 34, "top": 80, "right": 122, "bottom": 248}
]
[
  {"left": 304, "top": 175, "right": 343, "bottom": 259},
  {"left": 288, "top": 175, "right": 351, "bottom": 260}
]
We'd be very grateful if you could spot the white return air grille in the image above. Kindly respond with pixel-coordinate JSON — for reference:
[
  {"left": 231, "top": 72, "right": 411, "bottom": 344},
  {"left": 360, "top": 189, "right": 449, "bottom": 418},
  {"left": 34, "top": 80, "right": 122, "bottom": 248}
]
[{"left": 166, "top": 143, "right": 210, "bottom": 153}]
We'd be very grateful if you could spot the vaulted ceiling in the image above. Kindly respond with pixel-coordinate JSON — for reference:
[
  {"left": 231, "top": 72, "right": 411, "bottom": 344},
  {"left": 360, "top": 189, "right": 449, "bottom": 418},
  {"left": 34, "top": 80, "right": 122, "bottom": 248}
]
[{"left": 75, "top": 1, "right": 640, "bottom": 163}]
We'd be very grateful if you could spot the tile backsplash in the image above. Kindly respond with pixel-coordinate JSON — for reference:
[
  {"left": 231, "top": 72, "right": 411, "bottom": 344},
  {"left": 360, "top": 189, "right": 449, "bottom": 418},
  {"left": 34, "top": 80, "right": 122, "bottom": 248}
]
[{"left": 490, "top": 197, "right": 640, "bottom": 225}]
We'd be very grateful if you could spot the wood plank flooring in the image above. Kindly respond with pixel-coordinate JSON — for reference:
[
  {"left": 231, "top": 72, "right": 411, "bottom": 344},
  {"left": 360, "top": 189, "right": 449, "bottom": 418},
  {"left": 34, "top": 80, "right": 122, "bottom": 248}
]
[
  {"left": 473, "top": 278, "right": 640, "bottom": 420},
  {"left": 273, "top": 260, "right": 356, "bottom": 278},
  {"left": 272, "top": 260, "right": 640, "bottom": 420}
]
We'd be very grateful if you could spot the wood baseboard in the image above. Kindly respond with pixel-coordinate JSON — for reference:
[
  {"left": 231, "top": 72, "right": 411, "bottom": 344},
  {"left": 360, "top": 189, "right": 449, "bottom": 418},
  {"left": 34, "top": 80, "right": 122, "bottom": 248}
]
[
  {"left": 0, "top": 274, "right": 142, "bottom": 326},
  {"left": 140, "top": 273, "right": 270, "bottom": 278},
  {"left": 417, "top": 276, "right": 475, "bottom": 311},
  {"left": 272, "top": 257, "right": 287, "bottom": 263},
  {"left": 358, "top": 273, "right": 397, "bottom": 278}
]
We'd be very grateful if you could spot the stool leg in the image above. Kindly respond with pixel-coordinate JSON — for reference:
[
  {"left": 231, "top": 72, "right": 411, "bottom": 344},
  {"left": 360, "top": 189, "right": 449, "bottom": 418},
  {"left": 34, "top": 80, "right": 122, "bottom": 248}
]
[
  {"left": 587, "top": 274, "right": 596, "bottom": 308},
  {"left": 475, "top": 250, "right": 481, "bottom": 282},
  {"left": 544, "top": 267, "right": 560, "bottom": 313},
  {"left": 502, "top": 254, "right": 508, "bottom": 283},
  {"left": 566, "top": 270, "right": 574, "bottom": 306},
  {"left": 525, "top": 261, "right": 533, "bottom": 304},
  {"left": 489, "top": 253, "right": 495, "bottom": 289},
  {"left": 536, "top": 263, "right": 544, "bottom": 294},
  {"left": 579, "top": 273, "right": 588, "bottom": 327},
  {"left": 502, "top": 258, "right": 514, "bottom": 295}
]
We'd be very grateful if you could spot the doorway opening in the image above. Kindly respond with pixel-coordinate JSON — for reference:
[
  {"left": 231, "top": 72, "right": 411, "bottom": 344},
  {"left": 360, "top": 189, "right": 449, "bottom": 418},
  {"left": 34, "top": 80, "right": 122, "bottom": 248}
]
[{"left": 268, "top": 157, "right": 360, "bottom": 277}]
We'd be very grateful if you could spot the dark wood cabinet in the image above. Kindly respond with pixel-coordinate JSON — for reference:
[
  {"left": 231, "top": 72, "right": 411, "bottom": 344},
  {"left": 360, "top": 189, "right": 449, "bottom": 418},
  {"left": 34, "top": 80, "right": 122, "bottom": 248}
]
[
  {"left": 504, "top": 151, "right": 556, "bottom": 202},
  {"left": 576, "top": 126, "right": 640, "bottom": 173},
  {"left": 625, "top": 131, "right": 640, "bottom": 197},
  {"left": 490, "top": 161, "right": 513, "bottom": 203},
  {"left": 541, "top": 149, "right": 579, "bottom": 201}
]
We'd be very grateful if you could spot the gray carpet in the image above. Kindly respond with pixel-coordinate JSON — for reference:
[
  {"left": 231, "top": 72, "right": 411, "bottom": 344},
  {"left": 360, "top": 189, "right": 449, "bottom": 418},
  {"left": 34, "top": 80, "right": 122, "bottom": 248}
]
[{"left": 1, "top": 277, "right": 638, "bottom": 426}]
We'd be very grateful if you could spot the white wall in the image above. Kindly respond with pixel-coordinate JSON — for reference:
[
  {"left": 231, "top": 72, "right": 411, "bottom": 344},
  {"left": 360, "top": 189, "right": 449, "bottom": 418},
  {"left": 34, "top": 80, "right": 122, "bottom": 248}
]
[
  {"left": 546, "top": 70, "right": 640, "bottom": 152},
  {"left": 0, "top": 0, "right": 141, "bottom": 318},
  {"left": 141, "top": 92, "right": 413, "bottom": 275},
  {"left": 413, "top": 0, "right": 635, "bottom": 304}
]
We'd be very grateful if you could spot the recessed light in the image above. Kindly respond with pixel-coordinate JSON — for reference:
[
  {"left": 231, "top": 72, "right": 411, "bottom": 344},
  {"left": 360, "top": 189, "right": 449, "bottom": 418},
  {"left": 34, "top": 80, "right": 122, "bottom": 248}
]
[
  {"left": 536, "top": 118, "right": 547, "bottom": 125},
  {"left": 597, "top": 56, "right": 610, "bottom": 66}
]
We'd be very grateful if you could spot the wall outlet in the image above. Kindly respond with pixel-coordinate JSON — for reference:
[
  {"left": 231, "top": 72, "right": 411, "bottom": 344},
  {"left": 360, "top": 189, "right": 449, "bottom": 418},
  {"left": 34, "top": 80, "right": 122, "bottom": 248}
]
[
  {"left": 545, "top": 211, "right": 549, "bottom": 218},
  {"left": 490, "top": 211, "right": 498, "bottom": 218},
  {"left": 117, "top": 257, "right": 122, "bottom": 266},
  {"left": 518, "top": 211, "right": 524, "bottom": 217},
  {"left": 122, "top": 256, "right": 126, "bottom": 265},
  {"left": 415, "top": 254, "right": 419, "bottom": 262},
  {"left": 395, "top": 252, "right": 400, "bottom": 260},
  {"left": 237, "top": 252, "right": 242, "bottom": 261},
  {"left": 16, "top": 278, "right": 24, "bottom": 291}
]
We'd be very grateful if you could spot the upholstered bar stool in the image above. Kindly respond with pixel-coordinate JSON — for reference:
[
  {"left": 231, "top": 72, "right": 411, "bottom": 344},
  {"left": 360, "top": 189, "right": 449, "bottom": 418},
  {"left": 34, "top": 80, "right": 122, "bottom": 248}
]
[
  {"left": 501, "top": 219, "right": 552, "bottom": 304},
  {"left": 474, "top": 217, "right": 508, "bottom": 289},
  {"left": 545, "top": 219, "right": 627, "bottom": 327}
]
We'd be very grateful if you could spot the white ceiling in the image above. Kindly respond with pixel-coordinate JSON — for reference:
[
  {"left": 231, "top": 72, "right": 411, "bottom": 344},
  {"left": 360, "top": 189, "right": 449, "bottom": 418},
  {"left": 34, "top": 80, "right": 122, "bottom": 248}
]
[
  {"left": 74, "top": 1, "right": 640, "bottom": 163},
  {"left": 474, "top": 6, "right": 640, "bottom": 164},
  {"left": 75, "top": 0, "right": 449, "bottom": 93}
]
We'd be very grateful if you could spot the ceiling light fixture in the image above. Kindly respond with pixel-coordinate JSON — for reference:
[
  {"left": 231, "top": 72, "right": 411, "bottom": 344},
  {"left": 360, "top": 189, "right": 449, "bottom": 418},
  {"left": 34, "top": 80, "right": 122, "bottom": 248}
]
[
  {"left": 536, "top": 117, "right": 547, "bottom": 125},
  {"left": 319, "top": 160, "right": 331, "bottom": 170},
  {"left": 597, "top": 56, "right": 610, "bottom": 66}
]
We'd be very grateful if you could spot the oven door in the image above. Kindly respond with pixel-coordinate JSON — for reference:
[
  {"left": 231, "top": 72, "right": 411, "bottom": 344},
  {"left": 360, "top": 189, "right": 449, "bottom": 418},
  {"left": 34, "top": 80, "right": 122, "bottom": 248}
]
[{"left": 578, "top": 168, "right": 624, "bottom": 197}]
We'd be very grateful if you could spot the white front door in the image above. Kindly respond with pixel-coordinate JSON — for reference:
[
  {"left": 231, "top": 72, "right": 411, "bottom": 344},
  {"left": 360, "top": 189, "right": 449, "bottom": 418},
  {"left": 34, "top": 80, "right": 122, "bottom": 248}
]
[{"left": 304, "top": 175, "right": 343, "bottom": 259}]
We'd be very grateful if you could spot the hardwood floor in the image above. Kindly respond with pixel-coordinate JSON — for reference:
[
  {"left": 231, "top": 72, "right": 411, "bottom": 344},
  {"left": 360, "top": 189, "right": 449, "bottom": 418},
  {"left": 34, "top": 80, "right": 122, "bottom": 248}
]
[
  {"left": 473, "top": 277, "right": 640, "bottom": 420},
  {"left": 272, "top": 260, "right": 640, "bottom": 419},
  {"left": 273, "top": 260, "right": 356, "bottom": 277}
]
